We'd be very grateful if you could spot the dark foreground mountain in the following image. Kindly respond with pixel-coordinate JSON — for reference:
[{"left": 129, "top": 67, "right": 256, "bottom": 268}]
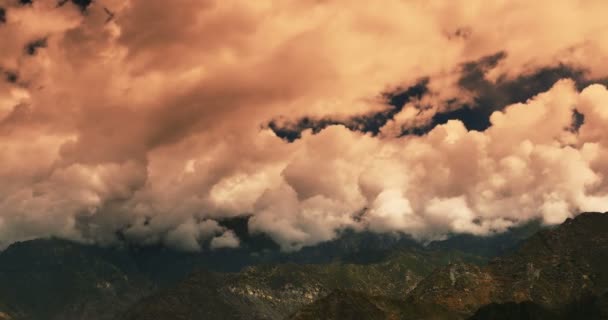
[
  {"left": 467, "top": 292, "right": 608, "bottom": 320},
  {"left": 467, "top": 301, "right": 560, "bottom": 320},
  {"left": 0, "top": 239, "right": 155, "bottom": 320}
]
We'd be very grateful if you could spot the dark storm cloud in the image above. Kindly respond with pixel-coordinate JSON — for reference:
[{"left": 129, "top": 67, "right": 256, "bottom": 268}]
[
  {"left": 24, "top": 37, "right": 47, "bottom": 56},
  {"left": 268, "top": 79, "right": 428, "bottom": 142},
  {"left": 569, "top": 109, "right": 585, "bottom": 133},
  {"left": 269, "top": 52, "right": 594, "bottom": 140},
  {"left": 2, "top": 69, "right": 18, "bottom": 84},
  {"left": 17, "top": 0, "right": 94, "bottom": 13},
  {"left": 449, "top": 56, "right": 585, "bottom": 131},
  {"left": 401, "top": 53, "right": 606, "bottom": 136},
  {"left": 57, "top": 0, "right": 93, "bottom": 13}
]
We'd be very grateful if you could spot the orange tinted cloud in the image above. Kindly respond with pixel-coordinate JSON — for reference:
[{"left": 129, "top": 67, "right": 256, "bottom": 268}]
[{"left": 0, "top": 0, "right": 608, "bottom": 250}]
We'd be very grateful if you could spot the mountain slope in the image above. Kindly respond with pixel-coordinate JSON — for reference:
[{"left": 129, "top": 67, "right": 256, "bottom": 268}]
[
  {"left": 410, "top": 212, "right": 608, "bottom": 316},
  {"left": 289, "top": 290, "right": 390, "bottom": 320},
  {"left": 121, "top": 249, "right": 470, "bottom": 320},
  {"left": 289, "top": 289, "right": 459, "bottom": 320},
  {"left": 468, "top": 291, "right": 608, "bottom": 320},
  {"left": 285, "top": 212, "right": 608, "bottom": 320},
  {"left": 428, "top": 219, "right": 543, "bottom": 258},
  {"left": 0, "top": 239, "right": 154, "bottom": 320}
]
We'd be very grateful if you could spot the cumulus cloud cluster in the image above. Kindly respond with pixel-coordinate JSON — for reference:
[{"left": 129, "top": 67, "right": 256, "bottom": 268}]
[{"left": 1, "top": 0, "right": 608, "bottom": 251}]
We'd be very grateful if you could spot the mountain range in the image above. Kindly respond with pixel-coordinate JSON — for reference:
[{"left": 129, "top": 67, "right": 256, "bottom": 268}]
[{"left": 0, "top": 213, "right": 606, "bottom": 319}]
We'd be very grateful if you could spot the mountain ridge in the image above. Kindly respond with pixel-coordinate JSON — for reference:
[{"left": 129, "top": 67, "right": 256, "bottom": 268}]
[{"left": 0, "top": 213, "right": 603, "bottom": 320}]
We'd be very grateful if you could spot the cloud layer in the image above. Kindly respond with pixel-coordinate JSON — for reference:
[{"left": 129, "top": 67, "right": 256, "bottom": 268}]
[{"left": 1, "top": 0, "right": 608, "bottom": 251}]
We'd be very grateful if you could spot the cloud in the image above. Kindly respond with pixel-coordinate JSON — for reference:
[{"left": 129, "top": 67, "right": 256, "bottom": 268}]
[
  {"left": 210, "top": 230, "right": 240, "bottom": 250},
  {"left": 163, "top": 219, "right": 225, "bottom": 252},
  {"left": 0, "top": 0, "right": 608, "bottom": 251}
]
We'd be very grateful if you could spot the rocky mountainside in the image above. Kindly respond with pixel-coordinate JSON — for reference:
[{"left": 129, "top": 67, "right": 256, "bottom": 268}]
[
  {"left": 410, "top": 212, "right": 608, "bottom": 317},
  {"left": 289, "top": 290, "right": 397, "bottom": 320},
  {"left": 121, "top": 249, "right": 470, "bottom": 320},
  {"left": 289, "top": 290, "right": 458, "bottom": 320},
  {"left": 120, "top": 221, "right": 545, "bottom": 320},
  {"left": 284, "top": 212, "right": 608, "bottom": 320}
]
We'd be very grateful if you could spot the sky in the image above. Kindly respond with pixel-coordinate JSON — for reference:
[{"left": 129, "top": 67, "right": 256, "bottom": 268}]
[{"left": 1, "top": 0, "right": 608, "bottom": 251}]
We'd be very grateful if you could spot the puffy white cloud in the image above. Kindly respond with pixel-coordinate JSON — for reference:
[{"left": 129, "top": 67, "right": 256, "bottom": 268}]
[
  {"left": 210, "top": 230, "right": 240, "bottom": 250},
  {"left": 164, "top": 219, "right": 225, "bottom": 252}
]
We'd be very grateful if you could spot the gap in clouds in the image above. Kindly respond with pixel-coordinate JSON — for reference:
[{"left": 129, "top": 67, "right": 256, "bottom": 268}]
[{"left": 269, "top": 52, "right": 608, "bottom": 141}]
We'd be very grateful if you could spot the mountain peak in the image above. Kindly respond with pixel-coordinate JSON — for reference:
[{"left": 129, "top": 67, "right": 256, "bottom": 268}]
[{"left": 565, "top": 211, "right": 608, "bottom": 224}]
